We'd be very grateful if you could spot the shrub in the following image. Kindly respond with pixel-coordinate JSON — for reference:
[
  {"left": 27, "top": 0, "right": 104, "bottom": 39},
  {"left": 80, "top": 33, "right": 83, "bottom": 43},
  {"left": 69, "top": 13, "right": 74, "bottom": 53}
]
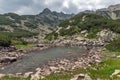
[
  {"left": 0, "top": 16, "right": 14, "bottom": 25},
  {"left": 0, "top": 34, "right": 11, "bottom": 47},
  {"left": 105, "top": 38, "right": 120, "bottom": 52},
  {"left": 46, "top": 13, "right": 120, "bottom": 40}
]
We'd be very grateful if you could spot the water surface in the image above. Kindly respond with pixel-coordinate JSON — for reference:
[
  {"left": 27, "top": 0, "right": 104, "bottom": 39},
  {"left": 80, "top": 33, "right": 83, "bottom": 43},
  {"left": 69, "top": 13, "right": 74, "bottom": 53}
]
[{"left": 0, "top": 47, "right": 86, "bottom": 74}]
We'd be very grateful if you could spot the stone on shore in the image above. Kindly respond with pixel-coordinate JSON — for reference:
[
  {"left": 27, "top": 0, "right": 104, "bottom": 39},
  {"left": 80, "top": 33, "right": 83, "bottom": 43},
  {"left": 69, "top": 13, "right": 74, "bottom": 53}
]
[
  {"left": 70, "top": 74, "right": 92, "bottom": 80},
  {"left": 0, "top": 74, "right": 6, "bottom": 78},
  {"left": 24, "top": 72, "right": 33, "bottom": 78},
  {"left": 0, "top": 57, "right": 17, "bottom": 64},
  {"left": 110, "top": 69, "right": 120, "bottom": 78},
  {"left": 50, "top": 66, "right": 58, "bottom": 72}
]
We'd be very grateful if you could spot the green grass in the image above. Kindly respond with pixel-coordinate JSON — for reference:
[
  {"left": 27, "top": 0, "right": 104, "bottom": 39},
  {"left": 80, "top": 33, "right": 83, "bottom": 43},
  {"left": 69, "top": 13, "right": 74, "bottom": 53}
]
[
  {"left": 105, "top": 38, "right": 120, "bottom": 52},
  {"left": 46, "top": 13, "right": 120, "bottom": 40},
  {"left": 40, "top": 57, "right": 120, "bottom": 80},
  {"left": 15, "top": 44, "right": 34, "bottom": 49},
  {"left": 1, "top": 49, "right": 120, "bottom": 80},
  {"left": 85, "top": 50, "right": 120, "bottom": 79},
  {"left": 40, "top": 50, "right": 120, "bottom": 80},
  {"left": 103, "top": 49, "right": 120, "bottom": 56},
  {"left": 40, "top": 58, "right": 120, "bottom": 80},
  {"left": 40, "top": 71, "right": 74, "bottom": 80},
  {"left": 1, "top": 76, "right": 30, "bottom": 80},
  {"left": 87, "top": 58, "right": 120, "bottom": 79},
  {"left": 2, "top": 58, "right": 120, "bottom": 80}
]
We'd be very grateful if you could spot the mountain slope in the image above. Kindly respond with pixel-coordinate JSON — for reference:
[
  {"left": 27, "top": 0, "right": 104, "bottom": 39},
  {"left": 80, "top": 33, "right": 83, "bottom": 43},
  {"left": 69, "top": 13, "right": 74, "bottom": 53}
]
[
  {"left": 45, "top": 13, "right": 120, "bottom": 40},
  {"left": 24, "top": 8, "right": 74, "bottom": 28},
  {"left": 0, "top": 8, "right": 73, "bottom": 33},
  {"left": 96, "top": 4, "right": 120, "bottom": 20},
  {"left": 0, "top": 8, "right": 73, "bottom": 47}
]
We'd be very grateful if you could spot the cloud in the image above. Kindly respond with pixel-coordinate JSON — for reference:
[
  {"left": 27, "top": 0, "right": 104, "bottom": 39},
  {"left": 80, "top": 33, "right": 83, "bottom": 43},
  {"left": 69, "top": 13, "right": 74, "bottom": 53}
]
[{"left": 0, "top": 0, "right": 120, "bottom": 15}]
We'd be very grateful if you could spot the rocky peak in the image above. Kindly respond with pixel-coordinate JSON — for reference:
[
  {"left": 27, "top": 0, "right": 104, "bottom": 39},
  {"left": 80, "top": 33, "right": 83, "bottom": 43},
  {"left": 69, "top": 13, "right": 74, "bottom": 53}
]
[
  {"left": 41, "top": 8, "right": 51, "bottom": 14},
  {"left": 36, "top": 8, "right": 74, "bottom": 27}
]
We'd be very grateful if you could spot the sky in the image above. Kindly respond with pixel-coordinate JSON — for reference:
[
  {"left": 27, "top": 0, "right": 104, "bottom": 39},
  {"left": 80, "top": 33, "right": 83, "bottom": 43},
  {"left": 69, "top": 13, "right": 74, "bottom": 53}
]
[{"left": 0, "top": 0, "right": 120, "bottom": 15}]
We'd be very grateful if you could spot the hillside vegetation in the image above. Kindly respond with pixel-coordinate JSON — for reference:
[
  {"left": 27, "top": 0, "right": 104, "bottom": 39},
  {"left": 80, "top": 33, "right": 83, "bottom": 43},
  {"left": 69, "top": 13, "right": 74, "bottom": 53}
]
[
  {"left": 0, "top": 29, "right": 37, "bottom": 47},
  {"left": 1, "top": 12, "right": 120, "bottom": 80},
  {"left": 45, "top": 13, "right": 120, "bottom": 40},
  {"left": 0, "top": 9, "right": 73, "bottom": 48},
  {"left": 105, "top": 38, "right": 120, "bottom": 52},
  {"left": 45, "top": 13, "right": 120, "bottom": 52}
]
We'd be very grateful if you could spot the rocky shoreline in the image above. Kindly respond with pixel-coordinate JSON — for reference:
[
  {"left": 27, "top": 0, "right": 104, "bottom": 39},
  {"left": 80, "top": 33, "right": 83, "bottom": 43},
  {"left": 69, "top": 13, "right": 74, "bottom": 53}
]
[
  {"left": 29, "top": 47, "right": 102, "bottom": 80},
  {"left": 0, "top": 44, "right": 50, "bottom": 66},
  {"left": 0, "top": 39, "right": 104, "bottom": 66},
  {"left": 0, "top": 46, "right": 102, "bottom": 80},
  {"left": 0, "top": 39, "right": 104, "bottom": 80}
]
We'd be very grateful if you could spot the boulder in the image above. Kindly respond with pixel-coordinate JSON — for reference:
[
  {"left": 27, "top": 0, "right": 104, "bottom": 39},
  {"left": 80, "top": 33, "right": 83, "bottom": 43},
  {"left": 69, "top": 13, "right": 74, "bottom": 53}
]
[
  {"left": 49, "top": 66, "right": 58, "bottom": 72},
  {"left": 31, "top": 71, "right": 42, "bottom": 80},
  {"left": 16, "top": 73, "right": 22, "bottom": 77},
  {"left": 43, "top": 68, "right": 51, "bottom": 76},
  {"left": 0, "top": 74, "right": 6, "bottom": 78},
  {"left": 0, "top": 57, "right": 17, "bottom": 64},
  {"left": 36, "top": 44, "right": 44, "bottom": 47},
  {"left": 24, "top": 72, "right": 33, "bottom": 78},
  {"left": 70, "top": 74, "right": 92, "bottom": 80},
  {"left": 116, "top": 55, "right": 120, "bottom": 58},
  {"left": 110, "top": 69, "right": 120, "bottom": 78},
  {"left": 36, "top": 68, "right": 41, "bottom": 71}
]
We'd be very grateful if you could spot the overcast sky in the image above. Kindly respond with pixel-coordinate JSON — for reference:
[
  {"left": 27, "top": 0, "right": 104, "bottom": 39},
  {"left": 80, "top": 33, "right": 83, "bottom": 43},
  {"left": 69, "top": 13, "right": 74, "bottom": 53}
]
[{"left": 0, "top": 0, "right": 120, "bottom": 15}]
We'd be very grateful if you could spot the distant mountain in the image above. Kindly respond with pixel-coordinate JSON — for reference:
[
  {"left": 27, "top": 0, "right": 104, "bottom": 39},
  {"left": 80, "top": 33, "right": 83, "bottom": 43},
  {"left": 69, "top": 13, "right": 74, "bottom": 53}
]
[
  {"left": 0, "top": 8, "right": 74, "bottom": 38},
  {"left": 96, "top": 4, "right": 120, "bottom": 20},
  {"left": 81, "top": 10, "right": 95, "bottom": 14},
  {"left": 25, "top": 8, "right": 74, "bottom": 28}
]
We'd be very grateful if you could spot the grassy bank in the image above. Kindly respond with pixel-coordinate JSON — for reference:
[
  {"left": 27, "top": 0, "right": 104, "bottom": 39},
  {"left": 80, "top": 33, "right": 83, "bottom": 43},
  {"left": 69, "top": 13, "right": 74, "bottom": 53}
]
[
  {"left": 15, "top": 44, "right": 34, "bottom": 50},
  {"left": 40, "top": 54, "right": 120, "bottom": 80},
  {"left": 1, "top": 76, "right": 30, "bottom": 80},
  {"left": 1, "top": 50, "right": 120, "bottom": 80},
  {"left": 2, "top": 59, "right": 120, "bottom": 80}
]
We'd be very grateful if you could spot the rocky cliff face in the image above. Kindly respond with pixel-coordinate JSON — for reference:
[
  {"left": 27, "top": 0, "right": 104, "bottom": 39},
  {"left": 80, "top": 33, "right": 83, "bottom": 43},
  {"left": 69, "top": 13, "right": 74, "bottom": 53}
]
[{"left": 96, "top": 4, "right": 120, "bottom": 20}]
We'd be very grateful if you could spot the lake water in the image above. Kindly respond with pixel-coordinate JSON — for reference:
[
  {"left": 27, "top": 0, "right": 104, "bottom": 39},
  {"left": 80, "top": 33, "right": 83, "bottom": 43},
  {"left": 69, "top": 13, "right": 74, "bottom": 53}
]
[{"left": 0, "top": 46, "right": 86, "bottom": 74}]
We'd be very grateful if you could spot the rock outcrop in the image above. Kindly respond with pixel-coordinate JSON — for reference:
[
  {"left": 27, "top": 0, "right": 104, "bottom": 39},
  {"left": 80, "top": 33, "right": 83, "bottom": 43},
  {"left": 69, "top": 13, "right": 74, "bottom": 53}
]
[
  {"left": 110, "top": 69, "right": 120, "bottom": 78},
  {"left": 97, "top": 29, "right": 117, "bottom": 43}
]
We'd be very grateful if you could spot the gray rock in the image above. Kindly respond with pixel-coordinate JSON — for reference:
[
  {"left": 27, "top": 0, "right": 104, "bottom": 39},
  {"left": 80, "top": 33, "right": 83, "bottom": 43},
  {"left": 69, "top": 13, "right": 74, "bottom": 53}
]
[
  {"left": 36, "top": 44, "right": 45, "bottom": 47},
  {"left": 0, "top": 74, "right": 6, "bottom": 78},
  {"left": 110, "top": 69, "right": 120, "bottom": 78},
  {"left": 24, "top": 72, "right": 33, "bottom": 78},
  {"left": 71, "top": 74, "right": 92, "bottom": 80},
  {"left": 0, "top": 57, "right": 17, "bottom": 64}
]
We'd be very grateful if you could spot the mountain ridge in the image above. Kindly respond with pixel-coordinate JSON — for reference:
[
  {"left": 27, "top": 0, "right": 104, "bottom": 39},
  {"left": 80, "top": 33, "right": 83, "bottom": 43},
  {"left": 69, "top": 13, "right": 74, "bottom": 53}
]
[
  {"left": 0, "top": 8, "right": 74, "bottom": 36},
  {"left": 0, "top": 8, "right": 74, "bottom": 46},
  {"left": 96, "top": 4, "right": 120, "bottom": 20},
  {"left": 45, "top": 13, "right": 120, "bottom": 41}
]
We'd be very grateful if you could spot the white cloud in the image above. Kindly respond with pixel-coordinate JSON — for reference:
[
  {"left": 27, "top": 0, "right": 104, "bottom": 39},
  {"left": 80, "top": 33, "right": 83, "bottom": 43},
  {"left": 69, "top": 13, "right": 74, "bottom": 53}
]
[
  {"left": 14, "top": 6, "right": 35, "bottom": 15},
  {"left": 62, "top": 0, "right": 70, "bottom": 9},
  {"left": 0, "top": 0, "right": 120, "bottom": 15}
]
